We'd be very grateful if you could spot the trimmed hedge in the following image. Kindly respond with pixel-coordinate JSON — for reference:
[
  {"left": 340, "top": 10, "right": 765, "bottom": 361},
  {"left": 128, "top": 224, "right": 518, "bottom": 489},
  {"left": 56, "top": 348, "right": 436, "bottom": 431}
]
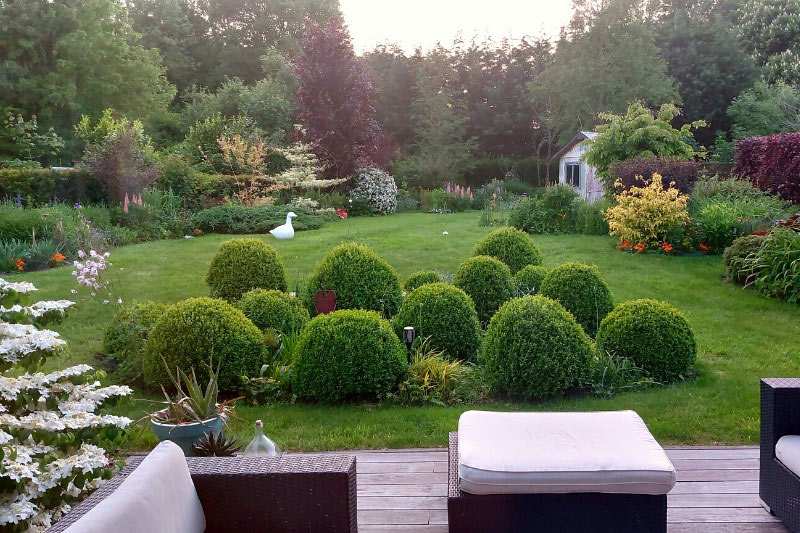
[
  {"left": 143, "top": 297, "right": 265, "bottom": 393},
  {"left": 514, "top": 265, "right": 548, "bottom": 294},
  {"left": 454, "top": 255, "right": 514, "bottom": 324},
  {"left": 473, "top": 227, "right": 542, "bottom": 273},
  {"left": 392, "top": 282, "right": 482, "bottom": 361},
  {"left": 724, "top": 234, "right": 766, "bottom": 284},
  {"left": 191, "top": 204, "right": 324, "bottom": 234},
  {"left": 734, "top": 132, "right": 800, "bottom": 204},
  {"left": 482, "top": 295, "right": 595, "bottom": 400},
  {"left": 103, "top": 301, "right": 169, "bottom": 383},
  {"left": 608, "top": 157, "right": 700, "bottom": 194},
  {"left": 0, "top": 167, "right": 107, "bottom": 206},
  {"left": 303, "top": 243, "right": 402, "bottom": 317},
  {"left": 596, "top": 299, "right": 696, "bottom": 383},
  {"left": 403, "top": 270, "right": 442, "bottom": 292},
  {"left": 293, "top": 309, "right": 406, "bottom": 402},
  {"left": 238, "top": 289, "right": 309, "bottom": 334},
  {"left": 540, "top": 263, "right": 614, "bottom": 337},
  {"left": 206, "top": 238, "right": 287, "bottom": 301}
]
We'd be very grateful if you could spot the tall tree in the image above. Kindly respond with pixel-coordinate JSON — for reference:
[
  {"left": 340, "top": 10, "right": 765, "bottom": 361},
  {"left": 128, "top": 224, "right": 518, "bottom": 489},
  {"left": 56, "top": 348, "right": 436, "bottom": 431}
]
[
  {"left": 737, "top": 0, "right": 800, "bottom": 85},
  {"left": 294, "top": 14, "right": 383, "bottom": 179},
  {"left": 0, "top": 0, "right": 175, "bottom": 146},
  {"left": 531, "top": 0, "right": 679, "bottom": 144}
]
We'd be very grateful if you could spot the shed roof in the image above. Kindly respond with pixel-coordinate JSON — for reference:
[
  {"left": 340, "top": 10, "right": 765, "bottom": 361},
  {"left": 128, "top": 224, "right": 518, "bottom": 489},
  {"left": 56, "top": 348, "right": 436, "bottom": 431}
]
[{"left": 548, "top": 131, "right": 598, "bottom": 163}]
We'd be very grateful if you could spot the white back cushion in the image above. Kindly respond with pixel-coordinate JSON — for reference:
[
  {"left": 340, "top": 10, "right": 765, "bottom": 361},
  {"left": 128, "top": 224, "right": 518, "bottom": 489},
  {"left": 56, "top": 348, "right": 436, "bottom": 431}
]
[
  {"left": 64, "top": 441, "right": 205, "bottom": 533},
  {"left": 776, "top": 435, "right": 800, "bottom": 478}
]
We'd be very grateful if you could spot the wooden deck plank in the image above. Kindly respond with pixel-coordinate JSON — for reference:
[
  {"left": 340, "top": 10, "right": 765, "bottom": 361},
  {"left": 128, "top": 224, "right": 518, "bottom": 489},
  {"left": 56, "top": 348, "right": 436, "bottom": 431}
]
[{"left": 677, "top": 469, "right": 759, "bottom": 481}]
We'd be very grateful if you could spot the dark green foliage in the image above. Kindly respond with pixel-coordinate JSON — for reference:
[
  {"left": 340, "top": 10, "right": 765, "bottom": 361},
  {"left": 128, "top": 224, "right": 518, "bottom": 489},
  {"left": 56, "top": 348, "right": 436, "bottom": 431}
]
[
  {"left": 238, "top": 289, "right": 309, "bottom": 334},
  {"left": 741, "top": 228, "right": 800, "bottom": 303},
  {"left": 508, "top": 185, "right": 579, "bottom": 234},
  {"left": 293, "top": 309, "right": 406, "bottom": 402},
  {"left": 143, "top": 297, "right": 266, "bottom": 393},
  {"left": 392, "top": 283, "right": 482, "bottom": 361},
  {"left": 0, "top": 204, "right": 49, "bottom": 241},
  {"left": 403, "top": 271, "right": 442, "bottom": 292},
  {"left": 303, "top": 243, "right": 402, "bottom": 317},
  {"left": 473, "top": 227, "right": 542, "bottom": 273},
  {"left": 0, "top": 168, "right": 106, "bottom": 206},
  {"left": 454, "top": 255, "right": 514, "bottom": 325},
  {"left": 103, "top": 301, "right": 169, "bottom": 383},
  {"left": 724, "top": 234, "right": 766, "bottom": 284},
  {"left": 540, "top": 263, "right": 614, "bottom": 337},
  {"left": 482, "top": 295, "right": 595, "bottom": 400},
  {"left": 206, "top": 238, "right": 287, "bottom": 301},
  {"left": 192, "top": 431, "right": 242, "bottom": 457},
  {"left": 575, "top": 198, "right": 611, "bottom": 235},
  {"left": 513, "top": 265, "right": 548, "bottom": 294},
  {"left": 191, "top": 204, "right": 323, "bottom": 234},
  {"left": 596, "top": 299, "right": 696, "bottom": 383}
]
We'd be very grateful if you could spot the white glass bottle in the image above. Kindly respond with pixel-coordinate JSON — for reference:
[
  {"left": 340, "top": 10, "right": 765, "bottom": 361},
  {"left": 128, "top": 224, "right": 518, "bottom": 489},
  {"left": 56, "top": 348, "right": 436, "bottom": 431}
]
[{"left": 244, "top": 420, "right": 280, "bottom": 456}]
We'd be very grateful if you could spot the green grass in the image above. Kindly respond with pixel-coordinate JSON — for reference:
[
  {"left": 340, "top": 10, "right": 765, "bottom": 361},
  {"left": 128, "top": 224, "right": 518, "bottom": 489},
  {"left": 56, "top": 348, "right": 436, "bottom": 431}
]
[{"left": 15, "top": 211, "right": 800, "bottom": 451}]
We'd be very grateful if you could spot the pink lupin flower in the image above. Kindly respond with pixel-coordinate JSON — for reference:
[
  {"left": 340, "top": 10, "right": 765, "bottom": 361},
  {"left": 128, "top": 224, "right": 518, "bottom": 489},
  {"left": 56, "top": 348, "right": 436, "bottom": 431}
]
[
  {"left": 467, "top": 186, "right": 473, "bottom": 200},
  {"left": 123, "top": 193, "right": 129, "bottom": 213},
  {"left": 445, "top": 182, "right": 451, "bottom": 193}
]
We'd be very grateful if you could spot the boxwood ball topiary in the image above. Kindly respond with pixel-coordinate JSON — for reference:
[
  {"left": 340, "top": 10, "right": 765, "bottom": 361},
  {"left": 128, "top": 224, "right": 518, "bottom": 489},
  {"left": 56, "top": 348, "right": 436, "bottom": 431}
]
[
  {"left": 303, "top": 242, "right": 402, "bottom": 317},
  {"left": 473, "top": 227, "right": 542, "bottom": 273},
  {"left": 454, "top": 256, "right": 515, "bottom": 325},
  {"left": 596, "top": 299, "right": 696, "bottom": 383},
  {"left": 403, "top": 270, "right": 443, "bottom": 292},
  {"left": 103, "top": 301, "right": 170, "bottom": 382},
  {"left": 392, "top": 282, "right": 482, "bottom": 361},
  {"left": 293, "top": 310, "right": 406, "bottom": 402},
  {"left": 238, "top": 289, "right": 309, "bottom": 334},
  {"left": 143, "top": 297, "right": 265, "bottom": 393},
  {"left": 482, "top": 295, "right": 595, "bottom": 400},
  {"left": 206, "top": 238, "right": 287, "bottom": 301},
  {"left": 514, "top": 265, "right": 548, "bottom": 294},
  {"left": 539, "top": 262, "right": 613, "bottom": 337}
]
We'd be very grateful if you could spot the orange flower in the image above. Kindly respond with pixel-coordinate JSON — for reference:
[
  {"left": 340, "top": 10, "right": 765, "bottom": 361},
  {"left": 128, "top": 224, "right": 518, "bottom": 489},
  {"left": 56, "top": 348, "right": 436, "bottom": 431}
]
[
  {"left": 634, "top": 242, "right": 646, "bottom": 253},
  {"left": 699, "top": 243, "right": 711, "bottom": 252},
  {"left": 194, "top": 228, "right": 204, "bottom": 235},
  {"left": 660, "top": 242, "right": 673, "bottom": 253},
  {"left": 15, "top": 259, "right": 25, "bottom": 271},
  {"left": 52, "top": 252, "right": 66, "bottom": 262},
  {"left": 618, "top": 240, "right": 632, "bottom": 250}
]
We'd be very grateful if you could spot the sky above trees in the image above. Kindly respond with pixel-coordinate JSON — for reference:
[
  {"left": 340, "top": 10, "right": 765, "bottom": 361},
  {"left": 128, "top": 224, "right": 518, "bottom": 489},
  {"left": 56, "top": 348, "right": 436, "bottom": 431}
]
[{"left": 340, "top": 0, "right": 573, "bottom": 53}]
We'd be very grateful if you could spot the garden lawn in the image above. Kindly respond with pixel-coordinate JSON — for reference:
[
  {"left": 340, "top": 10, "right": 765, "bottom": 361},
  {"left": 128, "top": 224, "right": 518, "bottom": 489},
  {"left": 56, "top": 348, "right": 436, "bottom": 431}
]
[{"left": 17, "top": 211, "right": 800, "bottom": 451}]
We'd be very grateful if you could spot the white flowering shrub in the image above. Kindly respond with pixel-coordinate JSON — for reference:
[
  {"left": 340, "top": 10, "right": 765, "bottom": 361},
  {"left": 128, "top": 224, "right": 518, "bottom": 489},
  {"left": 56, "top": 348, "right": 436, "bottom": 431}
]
[
  {"left": 0, "top": 277, "right": 132, "bottom": 531},
  {"left": 349, "top": 168, "right": 398, "bottom": 215}
]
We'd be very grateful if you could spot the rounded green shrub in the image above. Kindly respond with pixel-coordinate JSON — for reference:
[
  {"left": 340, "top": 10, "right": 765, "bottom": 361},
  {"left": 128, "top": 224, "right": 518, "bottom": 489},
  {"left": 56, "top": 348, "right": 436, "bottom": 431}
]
[
  {"left": 238, "top": 289, "right": 309, "bottom": 334},
  {"left": 392, "top": 282, "right": 482, "bottom": 361},
  {"left": 539, "top": 263, "right": 614, "bottom": 337},
  {"left": 303, "top": 242, "right": 402, "bottom": 317},
  {"left": 482, "top": 295, "right": 595, "bottom": 400},
  {"left": 103, "top": 301, "right": 170, "bottom": 383},
  {"left": 206, "top": 238, "right": 287, "bottom": 301},
  {"left": 143, "top": 297, "right": 265, "bottom": 393},
  {"left": 454, "top": 256, "right": 514, "bottom": 324},
  {"left": 514, "top": 265, "right": 548, "bottom": 294},
  {"left": 404, "top": 270, "right": 442, "bottom": 292},
  {"left": 723, "top": 234, "right": 766, "bottom": 284},
  {"left": 473, "top": 227, "right": 542, "bottom": 273},
  {"left": 293, "top": 310, "right": 406, "bottom": 402},
  {"left": 596, "top": 299, "right": 696, "bottom": 383}
]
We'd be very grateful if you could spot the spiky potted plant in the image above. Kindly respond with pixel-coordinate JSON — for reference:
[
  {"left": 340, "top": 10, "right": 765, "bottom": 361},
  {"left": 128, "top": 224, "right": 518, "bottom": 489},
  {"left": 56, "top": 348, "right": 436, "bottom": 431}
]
[{"left": 149, "top": 359, "right": 237, "bottom": 455}]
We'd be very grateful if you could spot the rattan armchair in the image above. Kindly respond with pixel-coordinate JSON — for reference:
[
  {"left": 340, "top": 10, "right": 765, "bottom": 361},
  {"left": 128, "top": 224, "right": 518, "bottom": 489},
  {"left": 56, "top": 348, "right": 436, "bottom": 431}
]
[
  {"left": 760, "top": 378, "right": 800, "bottom": 532},
  {"left": 48, "top": 454, "right": 357, "bottom": 533}
]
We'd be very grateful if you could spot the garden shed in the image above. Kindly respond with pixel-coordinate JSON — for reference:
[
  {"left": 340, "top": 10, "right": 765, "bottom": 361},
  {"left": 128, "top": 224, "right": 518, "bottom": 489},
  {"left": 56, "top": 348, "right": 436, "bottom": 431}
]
[{"left": 549, "top": 131, "right": 605, "bottom": 202}]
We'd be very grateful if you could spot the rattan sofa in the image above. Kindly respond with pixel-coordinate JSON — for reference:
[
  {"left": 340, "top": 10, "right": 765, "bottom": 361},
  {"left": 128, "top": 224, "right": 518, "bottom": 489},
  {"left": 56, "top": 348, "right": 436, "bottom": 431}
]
[
  {"left": 48, "top": 453, "right": 357, "bottom": 533},
  {"left": 447, "top": 432, "right": 667, "bottom": 532},
  {"left": 760, "top": 378, "right": 800, "bottom": 532}
]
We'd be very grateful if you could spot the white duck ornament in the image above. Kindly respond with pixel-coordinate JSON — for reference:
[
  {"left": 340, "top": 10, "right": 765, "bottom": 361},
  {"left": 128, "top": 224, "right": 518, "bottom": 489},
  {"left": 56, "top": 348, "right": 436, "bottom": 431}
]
[{"left": 270, "top": 211, "right": 297, "bottom": 240}]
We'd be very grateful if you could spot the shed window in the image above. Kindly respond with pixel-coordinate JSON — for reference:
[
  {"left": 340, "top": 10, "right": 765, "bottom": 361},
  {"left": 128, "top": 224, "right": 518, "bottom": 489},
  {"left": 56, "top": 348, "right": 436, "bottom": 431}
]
[{"left": 565, "top": 163, "right": 581, "bottom": 188}]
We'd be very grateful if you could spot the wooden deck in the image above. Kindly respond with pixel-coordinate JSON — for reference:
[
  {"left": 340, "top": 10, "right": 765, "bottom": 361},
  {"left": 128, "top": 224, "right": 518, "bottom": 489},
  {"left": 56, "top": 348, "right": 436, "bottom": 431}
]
[{"left": 351, "top": 446, "right": 785, "bottom": 532}]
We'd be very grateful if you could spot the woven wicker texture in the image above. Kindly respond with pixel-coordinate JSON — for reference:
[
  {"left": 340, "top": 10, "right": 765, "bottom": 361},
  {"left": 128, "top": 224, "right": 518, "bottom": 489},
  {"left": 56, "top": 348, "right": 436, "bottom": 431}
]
[
  {"left": 447, "top": 431, "right": 667, "bottom": 532},
  {"left": 760, "top": 378, "right": 800, "bottom": 532},
  {"left": 48, "top": 454, "right": 357, "bottom": 533}
]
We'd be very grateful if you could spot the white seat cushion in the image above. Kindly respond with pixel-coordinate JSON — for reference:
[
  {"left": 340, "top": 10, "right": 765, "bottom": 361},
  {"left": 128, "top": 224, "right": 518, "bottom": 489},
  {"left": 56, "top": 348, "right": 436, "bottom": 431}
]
[
  {"left": 776, "top": 435, "right": 800, "bottom": 477},
  {"left": 458, "top": 410, "right": 676, "bottom": 495},
  {"left": 65, "top": 441, "right": 205, "bottom": 533}
]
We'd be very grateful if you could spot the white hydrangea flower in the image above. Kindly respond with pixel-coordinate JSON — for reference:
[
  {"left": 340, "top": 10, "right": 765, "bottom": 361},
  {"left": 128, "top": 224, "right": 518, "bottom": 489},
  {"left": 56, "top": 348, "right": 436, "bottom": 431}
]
[{"left": 0, "top": 278, "right": 37, "bottom": 296}]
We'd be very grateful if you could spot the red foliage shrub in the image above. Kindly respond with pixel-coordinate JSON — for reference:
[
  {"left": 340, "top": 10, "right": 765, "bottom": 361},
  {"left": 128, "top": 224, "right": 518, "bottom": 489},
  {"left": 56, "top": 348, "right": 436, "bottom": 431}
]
[
  {"left": 733, "top": 132, "right": 800, "bottom": 204},
  {"left": 608, "top": 157, "right": 700, "bottom": 193}
]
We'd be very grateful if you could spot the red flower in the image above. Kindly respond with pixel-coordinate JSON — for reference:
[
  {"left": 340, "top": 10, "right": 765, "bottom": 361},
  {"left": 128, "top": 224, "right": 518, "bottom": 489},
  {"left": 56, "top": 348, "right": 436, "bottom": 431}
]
[
  {"left": 660, "top": 242, "right": 673, "bottom": 253},
  {"left": 634, "top": 242, "right": 646, "bottom": 253},
  {"left": 15, "top": 259, "right": 24, "bottom": 271},
  {"left": 336, "top": 208, "right": 348, "bottom": 219},
  {"left": 194, "top": 228, "right": 204, "bottom": 235},
  {"left": 618, "top": 240, "right": 632, "bottom": 250},
  {"left": 699, "top": 243, "right": 711, "bottom": 252},
  {"left": 750, "top": 230, "right": 767, "bottom": 236}
]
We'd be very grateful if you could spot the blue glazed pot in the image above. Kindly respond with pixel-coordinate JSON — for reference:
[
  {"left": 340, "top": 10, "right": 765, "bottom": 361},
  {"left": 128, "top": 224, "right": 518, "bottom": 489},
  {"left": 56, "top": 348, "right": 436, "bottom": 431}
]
[{"left": 150, "top": 414, "right": 223, "bottom": 456}]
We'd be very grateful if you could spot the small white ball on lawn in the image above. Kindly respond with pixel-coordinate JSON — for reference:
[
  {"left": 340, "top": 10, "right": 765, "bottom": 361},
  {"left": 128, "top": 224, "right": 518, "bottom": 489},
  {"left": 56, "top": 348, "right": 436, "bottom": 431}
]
[{"left": 442, "top": 231, "right": 449, "bottom": 235}]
